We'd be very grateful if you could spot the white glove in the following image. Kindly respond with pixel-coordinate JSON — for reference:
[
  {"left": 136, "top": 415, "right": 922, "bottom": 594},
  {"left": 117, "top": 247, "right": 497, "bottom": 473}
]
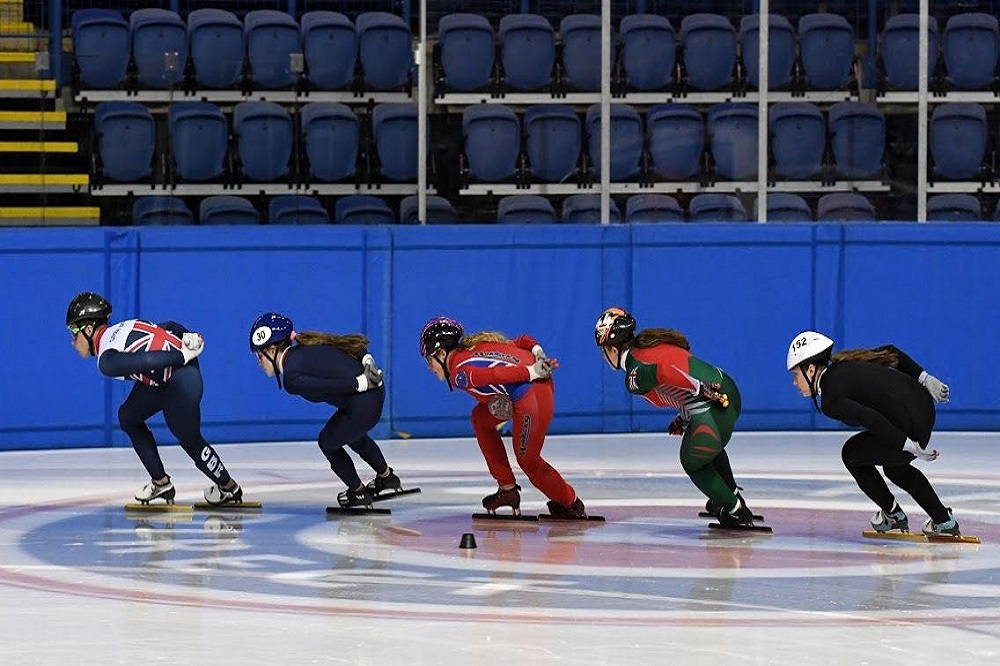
[
  {"left": 361, "top": 353, "right": 384, "bottom": 388},
  {"left": 180, "top": 332, "right": 204, "bottom": 365},
  {"left": 919, "top": 371, "right": 950, "bottom": 403},
  {"left": 531, "top": 344, "right": 547, "bottom": 361},
  {"left": 903, "top": 438, "right": 939, "bottom": 462},
  {"left": 527, "top": 357, "right": 558, "bottom": 381}
]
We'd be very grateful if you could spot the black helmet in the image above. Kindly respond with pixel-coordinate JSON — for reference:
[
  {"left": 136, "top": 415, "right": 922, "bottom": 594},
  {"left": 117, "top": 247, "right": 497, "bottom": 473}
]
[
  {"left": 66, "top": 292, "right": 112, "bottom": 328},
  {"left": 594, "top": 307, "right": 636, "bottom": 349},
  {"left": 419, "top": 316, "right": 463, "bottom": 357}
]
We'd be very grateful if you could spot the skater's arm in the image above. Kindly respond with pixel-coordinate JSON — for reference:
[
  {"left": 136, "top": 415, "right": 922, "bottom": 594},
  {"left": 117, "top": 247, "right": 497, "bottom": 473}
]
[
  {"left": 823, "top": 396, "right": 907, "bottom": 447},
  {"left": 459, "top": 364, "right": 532, "bottom": 387},
  {"left": 874, "top": 344, "right": 949, "bottom": 403},
  {"left": 872, "top": 344, "right": 924, "bottom": 379},
  {"left": 283, "top": 368, "right": 366, "bottom": 394},
  {"left": 98, "top": 348, "right": 185, "bottom": 378},
  {"left": 623, "top": 354, "right": 661, "bottom": 394},
  {"left": 511, "top": 334, "right": 540, "bottom": 352}
]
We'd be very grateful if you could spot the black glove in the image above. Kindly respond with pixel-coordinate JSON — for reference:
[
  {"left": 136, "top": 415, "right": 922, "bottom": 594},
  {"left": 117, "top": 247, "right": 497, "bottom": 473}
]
[{"left": 668, "top": 415, "right": 688, "bottom": 436}]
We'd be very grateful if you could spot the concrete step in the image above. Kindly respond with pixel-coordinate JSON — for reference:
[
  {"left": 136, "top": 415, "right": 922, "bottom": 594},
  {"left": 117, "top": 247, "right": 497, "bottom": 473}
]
[
  {"left": 0, "top": 110, "right": 65, "bottom": 130},
  {"left": 0, "top": 140, "right": 78, "bottom": 153},
  {"left": 0, "top": 206, "right": 100, "bottom": 226},
  {"left": 0, "top": 173, "right": 89, "bottom": 192}
]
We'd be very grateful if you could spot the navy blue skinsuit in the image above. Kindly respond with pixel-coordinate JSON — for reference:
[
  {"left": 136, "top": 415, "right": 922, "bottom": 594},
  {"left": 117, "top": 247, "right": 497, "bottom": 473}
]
[{"left": 281, "top": 343, "right": 388, "bottom": 489}]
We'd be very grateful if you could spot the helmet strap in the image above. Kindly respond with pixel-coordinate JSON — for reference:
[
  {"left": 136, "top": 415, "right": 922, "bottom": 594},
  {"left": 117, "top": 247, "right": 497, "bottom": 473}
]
[
  {"left": 262, "top": 345, "right": 287, "bottom": 390},
  {"left": 435, "top": 351, "right": 454, "bottom": 391},
  {"left": 602, "top": 346, "right": 620, "bottom": 370}
]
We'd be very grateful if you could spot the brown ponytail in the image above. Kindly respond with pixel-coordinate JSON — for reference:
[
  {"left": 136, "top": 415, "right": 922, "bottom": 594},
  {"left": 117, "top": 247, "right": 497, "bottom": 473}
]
[
  {"left": 458, "top": 331, "right": 509, "bottom": 348},
  {"left": 831, "top": 347, "right": 899, "bottom": 368},
  {"left": 632, "top": 328, "right": 691, "bottom": 351},
  {"left": 294, "top": 331, "right": 370, "bottom": 358}
]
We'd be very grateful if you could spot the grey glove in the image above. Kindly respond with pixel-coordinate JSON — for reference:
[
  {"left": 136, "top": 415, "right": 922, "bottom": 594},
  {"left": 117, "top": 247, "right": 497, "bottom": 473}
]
[
  {"left": 180, "top": 332, "right": 204, "bottom": 365},
  {"left": 919, "top": 371, "right": 949, "bottom": 403},
  {"left": 903, "top": 438, "right": 939, "bottom": 462},
  {"left": 527, "top": 356, "right": 558, "bottom": 381},
  {"left": 361, "top": 353, "right": 384, "bottom": 388}
]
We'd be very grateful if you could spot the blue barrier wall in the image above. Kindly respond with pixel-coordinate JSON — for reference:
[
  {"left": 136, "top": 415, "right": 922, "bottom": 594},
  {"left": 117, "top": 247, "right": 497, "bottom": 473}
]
[{"left": 2, "top": 223, "right": 998, "bottom": 450}]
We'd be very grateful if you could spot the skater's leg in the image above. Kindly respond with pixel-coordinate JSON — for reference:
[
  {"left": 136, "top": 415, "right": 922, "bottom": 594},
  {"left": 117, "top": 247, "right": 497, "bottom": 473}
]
[
  {"left": 883, "top": 464, "right": 950, "bottom": 524},
  {"left": 510, "top": 384, "right": 576, "bottom": 507},
  {"left": 343, "top": 390, "right": 389, "bottom": 475},
  {"left": 471, "top": 402, "right": 516, "bottom": 488},
  {"left": 841, "top": 432, "right": 897, "bottom": 513},
  {"left": 119, "top": 382, "right": 168, "bottom": 481},
  {"left": 711, "top": 450, "right": 739, "bottom": 493},
  {"left": 162, "top": 365, "right": 233, "bottom": 488},
  {"left": 680, "top": 413, "right": 738, "bottom": 512}
]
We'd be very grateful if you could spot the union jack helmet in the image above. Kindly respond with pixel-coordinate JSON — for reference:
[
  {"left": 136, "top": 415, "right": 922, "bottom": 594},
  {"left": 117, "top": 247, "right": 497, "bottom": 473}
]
[
  {"left": 419, "top": 316, "right": 463, "bottom": 357},
  {"left": 594, "top": 306, "right": 636, "bottom": 349}
]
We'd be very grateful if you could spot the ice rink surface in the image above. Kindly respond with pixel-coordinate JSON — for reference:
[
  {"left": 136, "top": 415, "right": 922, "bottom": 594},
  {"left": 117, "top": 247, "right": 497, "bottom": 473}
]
[{"left": 0, "top": 431, "right": 998, "bottom": 665}]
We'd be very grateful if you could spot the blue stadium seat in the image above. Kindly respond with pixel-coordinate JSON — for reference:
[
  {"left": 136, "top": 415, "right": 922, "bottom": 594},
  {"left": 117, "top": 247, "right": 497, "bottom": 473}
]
[
  {"left": 690, "top": 193, "right": 747, "bottom": 222},
  {"left": 188, "top": 9, "right": 244, "bottom": 89},
  {"left": 523, "top": 105, "right": 580, "bottom": 182},
  {"left": 620, "top": 14, "right": 675, "bottom": 91},
  {"left": 356, "top": 12, "right": 413, "bottom": 90},
  {"left": 269, "top": 195, "right": 329, "bottom": 224},
  {"left": 335, "top": 195, "right": 394, "bottom": 224},
  {"left": 199, "top": 196, "right": 259, "bottom": 225},
  {"left": 680, "top": 14, "right": 737, "bottom": 91},
  {"left": 927, "top": 194, "right": 982, "bottom": 221},
  {"left": 300, "top": 102, "right": 359, "bottom": 183},
  {"left": 880, "top": 14, "right": 939, "bottom": 91},
  {"left": 626, "top": 194, "right": 683, "bottom": 222},
  {"left": 499, "top": 14, "right": 555, "bottom": 91},
  {"left": 72, "top": 9, "right": 130, "bottom": 89},
  {"left": 132, "top": 197, "right": 193, "bottom": 225},
  {"left": 234, "top": 101, "right": 292, "bottom": 182},
  {"left": 462, "top": 104, "right": 520, "bottom": 182},
  {"left": 169, "top": 102, "right": 228, "bottom": 182},
  {"left": 708, "top": 103, "right": 758, "bottom": 180},
  {"left": 798, "top": 14, "right": 855, "bottom": 90},
  {"left": 561, "top": 194, "right": 621, "bottom": 223},
  {"left": 586, "top": 104, "right": 642, "bottom": 181},
  {"left": 561, "top": 15, "right": 606, "bottom": 91},
  {"left": 400, "top": 195, "right": 459, "bottom": 224},
  {"left": 130, "top": 9, "right": 187, "bottom": 88},
  {"left": 817, "top": 193, "right": 876, "bottom": 221},
  {"left": 497, "top": 195, "right": 557, "bottom": 223},
  {"left": 93, "top": 101, "right": 155, "bottom": 182},
  {"left": 931, "top": 103, "right": 987, "bottom": 180},
  {"left": 301, "top": 12, "right": 356, "bottom": 91},
  {"left": 740, "top": 14, "right": 795, "bottom": 90},
  {"left": 647, "top": 104, "right": 703, "bottom": 180},
  {"left": 438, "top": 14, "right": 495, "bottom": 92},
  {"left": 372, "top": 103, "right": 418, "bottom": 182},
  {"left": 763, "top": 193, "right": 812, "bottom": 221},
  {"left": 943, "top": 13, "right": 999, "bottom": 90},
  {"left": 769, "top": 103, "right": 825, "bottom": 180},
  {"left": 245, "top": 10, "right": 300, "bottom": 89},
  {"left": 828, "top": 102, "right": 884, "bottom": 179}
]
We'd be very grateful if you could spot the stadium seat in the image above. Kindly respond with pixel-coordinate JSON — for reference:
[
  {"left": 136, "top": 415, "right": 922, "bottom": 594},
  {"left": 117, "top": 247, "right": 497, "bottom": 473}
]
[
  {"left": 762, "top": 193, "right": 812, "bottom": 221},
  {"left": 523, "top": 105, "right": 581, "bottom": 182},
  {"left": 93, "top": 101, "right": 155, "bottom": 182},
  {"left": 130, "top": 9, "right": 187, "bottom": 88},
  {"left": 245, "top": 10, "right": 300, "bottom": 89},
  {"left": 708, "top": 103, "right": 758, "bottom": 180},
  {"left": 234, "top": 101, "right": 293, "bottom": 182},
  {"left": 817, "top": 192, "right": 876, "bottom": 221},
  {"left": 372, "top": 103, "right": 418, "bottom": 182},
  {"left": 72, "top": 9, "right": 130, "bottom": 89},
  {"left": 462, "top": 104, "right": 520, "bottom": 182},
  {"left": 132, "top": 197, "right": 193, "bottom": 225},
  {"left": 798, "top": 14, "right": 855, "bottom": 90},
  {"left": 943, "top": 13, "right": 999, "bottom": 90},
  {"left": 561, "top": 15, "right": 606, "bottom": 91},
  {"left": 927, "top": 194, "right": 982, "bottom": 221},
  {"left": 269, "top": 195, "right": 329, "bottom": 224},
  {"left": 880, "top": 14, "right": 939, "bottom": 91},
  {"left": 620, "top": 14, "right": 675, "bottom": 91},
  {"left": 769, "top": 103, "right": 825, "bottom": 180},
  {"left": 199, "top": 196, "right": 259, "bottom": 225},
  {"left": 335, "top": 195, "right": 395, "bottom": 224},
  {"left": 301, "top": 12, "right": 357, "bottom": 91},
  {"left": 930, "top": 103, "right": 987, "bottom": 180},
  {"left": 169, "top": 102, "right": 228, "bottom": 182},
  {"left": 400, "top": 195, "right": 459, "bottom": 224},
  {"left": 188, "top": 9, "right": 244, "bottom": 88},
  {"left": 561, "top": 194, "right": 621, "bottom": 223},
  {"left": 356, "top": 12, "right": 413, "bottom": 90},
  {"left": 300, "top": 102, "right": 359, "bottom": 182},
  {"left": 438, "top": 14, "right": 495, "bottom": 92},
  {"left": 499, "top": 14, "right": 555, "bottom": 91},
  {"left": 497, "top": 195, "right": 557, "bottom": 223},
  {"left": 585, "top": 104, "right": 642, "bottom": 181},
  {"left": 740, "top": 14, "right": 795, "bottom": 90},
  {"left": 680, "top": 14, "right": 737, "bottom": 91},
  {"left": 690, "top": 193, "right": 747, "bottom": 221},
  {"left": 626, "top": 194, "right": 683, "bottom": 222},
  {"left": 828, "top": 102, "right": 884, "bottom": 179},
  {"left": 647, "top": 104, "right": 703, "bottom": 180}
]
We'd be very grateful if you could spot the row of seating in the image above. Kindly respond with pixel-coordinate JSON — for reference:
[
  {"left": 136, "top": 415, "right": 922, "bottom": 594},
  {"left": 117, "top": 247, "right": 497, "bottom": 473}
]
[{"left": 73, "top": 8, "right": 412, "bottom": 90}]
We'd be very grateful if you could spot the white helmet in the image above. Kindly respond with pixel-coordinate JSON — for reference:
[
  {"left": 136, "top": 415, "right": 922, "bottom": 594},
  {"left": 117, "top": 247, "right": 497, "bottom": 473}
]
[{"left": 786, "top": 331, "right": 834, "bottom": 370}]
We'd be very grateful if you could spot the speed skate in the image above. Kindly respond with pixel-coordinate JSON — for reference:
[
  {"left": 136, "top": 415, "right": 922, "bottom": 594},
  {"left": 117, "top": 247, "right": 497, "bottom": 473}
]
[
  {"left": 326, "top": 487, "right": 421, "bottom": 515},
  {"left": 862, "top": 530, "right": 981, "bottom": 544}
]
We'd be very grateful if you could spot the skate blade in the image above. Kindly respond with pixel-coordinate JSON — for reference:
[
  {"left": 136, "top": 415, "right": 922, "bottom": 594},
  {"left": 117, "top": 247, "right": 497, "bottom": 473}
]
[
  {"left": 371, "top": 487, "right": 421, "bottom": 503},
  {"left": 193, "top": 501, "right": 263, "bottom": 511},
  {"left": 708, "top": 522, "right": 773, "bottom": 533},
  {"left": 124, "top": 503, "right": 193, "bottom": 513},
  {"left": 862, "top": 530, "right": 981, "bottom": 544},
  {"left": 472, "top": 512, "right": 539, "bottom": 522},
  {"left": 699, "top": 511, "right": 765, "bottom": 521},
  {"left": 538, "top": 514, "right": 606, "bottom": 522},
  {"left": 326, "top": 506, "right": 392, "bottom": 515}
]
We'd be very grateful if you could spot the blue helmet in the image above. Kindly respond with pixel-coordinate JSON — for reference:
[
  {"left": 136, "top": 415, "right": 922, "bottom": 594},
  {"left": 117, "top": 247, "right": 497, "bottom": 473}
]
[{"left": 250, "top": 312, "right": 294, "bottom": 352}]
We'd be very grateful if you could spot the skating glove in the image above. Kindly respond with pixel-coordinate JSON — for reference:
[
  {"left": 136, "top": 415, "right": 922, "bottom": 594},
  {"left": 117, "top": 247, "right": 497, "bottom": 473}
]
[
  {"left": 180, "top": 332, "right": 204, "bottom": 365},
  {"left": 362, "top": 353, "right": 384, "bottom": 387},
  {"left": 667, "top": 415, "right": 688, "bottom": 436},
  {"left": 918, "top": 371, "right": 950, "bottom": 403},
  {"left": 903, "top": 438, "right": 939, "bottom": 462},
  {"left": 531, "top": 344, "right": 547, "bottom": 361},
  {"left": 527, "top": 356, "right": 559, "bottom": 381},
  {"left": 698, "top": 381, "right": 730, "bottom": 408}
]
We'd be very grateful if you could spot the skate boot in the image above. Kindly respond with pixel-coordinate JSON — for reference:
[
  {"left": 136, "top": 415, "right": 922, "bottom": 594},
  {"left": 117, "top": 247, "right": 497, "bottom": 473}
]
[
  {"left": 203, "top": 481, "right": 243, "bottom": 506},
  {"left": 871, "top": 503, "right": 909, "bottom": 533},
  {"left": 716, "top": 494, "right": 755, "bottom": 528},
  {"left": 482, "top": 484, "right": 522, "bottom": 515},
  {"left": 367, "top": 467, "right": 402, "bottom": 496},
  {"left": 546, "top": 497, "right": 588, "bottom": 519},
  {"left": 338, "top": 483, "right": 375, "bottom": 509},
  {"left": 922, "top": 509, "right": 961, "bottom": 537},
  {"left": 135, "top": 478, "right": 176, "bottom": 505},
  {"left": 704, "top": 498, "right": 722, "bottom": 518}
]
